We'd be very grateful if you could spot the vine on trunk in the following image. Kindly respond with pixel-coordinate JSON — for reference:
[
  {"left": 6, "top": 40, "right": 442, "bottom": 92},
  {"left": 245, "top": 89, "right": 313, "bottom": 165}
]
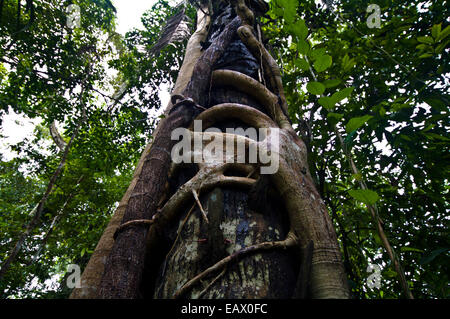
[{"left": 74, "top": 0, "right": 350, "bottom": 299}]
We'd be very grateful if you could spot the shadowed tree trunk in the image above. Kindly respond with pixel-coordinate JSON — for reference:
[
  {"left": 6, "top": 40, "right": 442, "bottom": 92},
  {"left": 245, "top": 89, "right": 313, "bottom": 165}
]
[{"left": 70, "top": 0, "right": 350, "bottom": 299}]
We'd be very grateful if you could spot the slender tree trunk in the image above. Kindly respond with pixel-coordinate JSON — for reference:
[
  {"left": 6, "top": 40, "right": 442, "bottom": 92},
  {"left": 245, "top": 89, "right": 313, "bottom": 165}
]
[
  {"left": 0, "top": 106, "right": 83, "bottom": 284},
  {"left": 72, "top": 0, "right": 350, "bottom": 299}
]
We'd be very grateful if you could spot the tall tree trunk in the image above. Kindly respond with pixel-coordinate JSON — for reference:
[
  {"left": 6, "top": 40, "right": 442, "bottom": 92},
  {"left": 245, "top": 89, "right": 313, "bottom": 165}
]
[{"left": 71, "top": 0, "right": 350, "bottom": 299}]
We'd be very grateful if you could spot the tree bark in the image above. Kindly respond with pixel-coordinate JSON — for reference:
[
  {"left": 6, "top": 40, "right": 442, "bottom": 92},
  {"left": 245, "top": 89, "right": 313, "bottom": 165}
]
[{"left": 73, "top": 0, "right": 350, "bottom": 299}]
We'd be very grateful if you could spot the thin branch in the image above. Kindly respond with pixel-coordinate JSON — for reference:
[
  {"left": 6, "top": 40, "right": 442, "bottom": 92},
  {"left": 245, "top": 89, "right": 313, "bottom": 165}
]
[
  {"left": 0, "top": 117, "right": 82, "bottom": 282},
  {"left": 197, "top": 266, "right": 227, "bottom": 299},
  {"left": 49, "top": 121, "right": 67, "bottom": 152},
  {"left": 192, "top": 189, "right": 209, "bottom": 224},
  {"left": 0, "top": 67, "right": 90, "bottom": 284},
  {"left": 28, "top": 175, "right": 84, "bottom": 265}
]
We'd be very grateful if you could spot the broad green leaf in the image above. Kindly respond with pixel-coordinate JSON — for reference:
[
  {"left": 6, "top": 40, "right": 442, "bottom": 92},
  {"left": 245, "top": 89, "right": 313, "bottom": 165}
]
[
  {"left": 348, "top": 189, "right": 380, "bottom": 205},
  {"left": 310, "top": 48, "right": 326, "bottom": 61},
  {"left": 314, "top": 54, "right": 332, "bottom": 72},
  {"left": 291, "top": 19, "right": 308, "bottom": 40},
  {"left": 319, "top": 96, "right": 335, "bottom": 110},
  {"left": 323, "top": 79, "right": 341, "bottom": 88},
  {"left": 271, "top": 6, "right": 284, "bottom": 18},
  {"left": 327, "top": 112, "right": 343, "bottom": 123},
  {"left": 345, "top": 115, "right": 373, "bottom": 133},
  {"left": 392, "top": 103, "right": 411, "bottom": 112},
  {"left": 342, "top": 54, "right": 349, "bottom": 66},
  {"left": 306, "top": 81, "right": 325, "bottom": 95},
  {"left": 295, "top": 58, "right": 310, "bottom": 70},
  {"left": 331, "top": 87, "right": 354, "bottom": 104},
  {"left": 297, "top": 40, "right": 309, "bottom": 55},
  {"left": 373, "top": 233, "right": 383, "bottom": 246},
  {"left": 279, "top": 0, "right": 298, "bottom": 23}
]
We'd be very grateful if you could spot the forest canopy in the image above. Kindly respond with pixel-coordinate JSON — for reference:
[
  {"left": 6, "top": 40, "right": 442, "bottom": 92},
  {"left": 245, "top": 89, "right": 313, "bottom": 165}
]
[{"left": 0, "top": 0, "right": 448, "bottom": 299}]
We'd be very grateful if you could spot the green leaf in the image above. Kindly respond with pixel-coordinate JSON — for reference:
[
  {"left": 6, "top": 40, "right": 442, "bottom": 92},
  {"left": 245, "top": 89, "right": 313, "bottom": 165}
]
[
  {"left": 306, "top": 81, "right": 325, "bottom": 95},
  {"left": 331, "top": 87, "right": 354, "bottom": 104},
  {"left": 384, "top": 269, "right": 398, "bottom": 278},
  {"left": 399, "top": 134, "right": 412, "bottom": 141},
  {"left": 424, "top": 98, "right": 447, "bottom": 111},
  {"left": 341, "top": 54, "right": 356, "bottom": 71},
  {"left": 344, "top": 130, "right": 357, "bottom": 146},
  {"left": 297, "top": 40, "right": 309, "bottom": 55},
  {"left": 295, "top": 58, "right": 310, "bottom": 70},
  {"left": 416, "top": 43, "right": 430, "bottom": 51},
  {"left": 345, "top": 115, "right": 373, "bottom": 133},
  {"left": 323, "top": 79, "right": 341, "bottom": 88},
  {"left": 348, "top": 189, "right": 380, "bottom": 205},
  {"left": 432, "top": 24, "right": 441, "bottom": 39},
  {"left": 435, "top": 39, "right": 450, "bottom": 53},
  {"left": 436, "top": 25, "right": 450, "bottom": 42},
  {"left": 327, "top": 112, "right": 343, "bottom": 125},
  {"left": 278, "top": 0, "right": 298, "bottom": 23},
  {"left": 310, "top": 48, "right": 326, "bottom": 61},
  {"left": 314, "top": 54, "right": 332, "bottom": 72},
  {"left": 271, "top": 6, "right": 284, "bottom": 18},
  {"left": 422, "top": 133, "right": 450, "bottom": 142},
  {"left": 392, "top": 103, "right": 411, "bottom": 112},
  {"left": 319, "top": 96, "right": 335, "bottom": 110},
  {"left": 417, "top": 36, "right": 434, "bottom": 44},
  {"left": 400, "top": 247, "right": 424, "bottom": 253},
  {"left": 419, "top": 53, "right": 433, "bottom": 59},
  {"left": 290, "top": 19, "right": 308, "bottom": 40}
]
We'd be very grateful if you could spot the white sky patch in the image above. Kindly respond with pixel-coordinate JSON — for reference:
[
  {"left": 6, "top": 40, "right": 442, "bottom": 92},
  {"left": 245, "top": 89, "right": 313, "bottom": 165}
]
[
  {"left": 112, "top": 0, "right": 157, "bottom": 35},
  {"left": 0, "top": 108, "right": 41, "bottom": 161}
]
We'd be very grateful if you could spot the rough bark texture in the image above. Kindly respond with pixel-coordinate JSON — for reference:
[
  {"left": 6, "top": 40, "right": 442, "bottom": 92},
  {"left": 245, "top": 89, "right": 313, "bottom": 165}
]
[
  {"left": 72, "top": 0, "right": 350, "bottom": 299},
  {"left": 70, "top": 5, "right": 211, "bottom": 299}
]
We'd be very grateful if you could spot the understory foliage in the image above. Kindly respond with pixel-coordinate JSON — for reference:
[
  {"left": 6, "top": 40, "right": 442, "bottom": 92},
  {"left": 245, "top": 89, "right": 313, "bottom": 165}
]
[
  {"left": 0, "top": 0, "right": 448, "bottom": 298},
  {"left": 263, "top": 0, "right": 449, "bottom": 298}
]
